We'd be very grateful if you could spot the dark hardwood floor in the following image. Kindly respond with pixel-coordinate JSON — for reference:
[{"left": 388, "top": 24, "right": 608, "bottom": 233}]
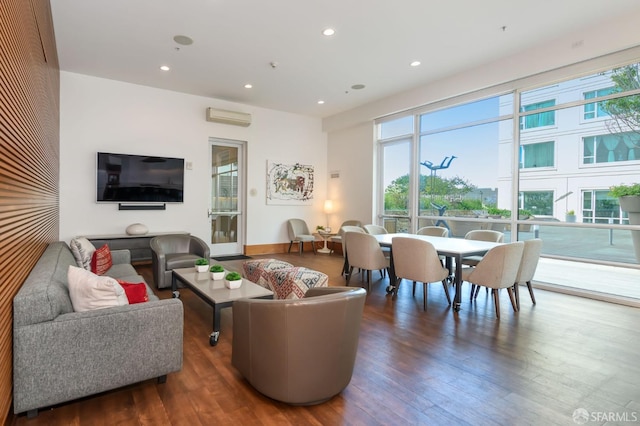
[{"left": 13, "top": 252, "right": 640, "bottom": 425}]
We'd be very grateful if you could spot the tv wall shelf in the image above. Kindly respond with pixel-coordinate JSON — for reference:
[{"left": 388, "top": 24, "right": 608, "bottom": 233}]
[
  {"left": 82, "top": 231, "right": 189, "bottom": 264},
  {"left": 118, "top": 203, "right": 166, "bottom": 211}
]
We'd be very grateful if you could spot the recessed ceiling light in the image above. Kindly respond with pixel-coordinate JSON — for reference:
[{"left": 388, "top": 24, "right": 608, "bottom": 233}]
[
  {"left": 244, "top": 84, "right": 253, "bottom": 89},
  {"left": 322, "top": 28, "right": 335, "bottom": 36},
  {"left": 173, "top": 35, "right": 193, "bottom": 46},
  {"left": 410, "top": 61, "right": 421, "bottom": 67},
  {"left": 317, "top": 100, "right": 325, "bottom": 104},
  {"left": 351, "top": 84, "right": 365, "bottom": 90},
  {"left": 160, "top": 65, "right": 170, "bottom": 71}
]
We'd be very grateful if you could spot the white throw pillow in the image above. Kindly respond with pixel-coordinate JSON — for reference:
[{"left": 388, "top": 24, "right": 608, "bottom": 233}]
[
  {"left": 70, "top": 237, "right": 96, "bottom": 270},
  {"left": 67, "top": 265, "right": 129, "bottom": 312}
]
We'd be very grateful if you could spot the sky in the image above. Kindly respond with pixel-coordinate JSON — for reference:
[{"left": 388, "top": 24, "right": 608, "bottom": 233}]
[{"left": 381, "top": 96, "right": 510, "bottom": 189}]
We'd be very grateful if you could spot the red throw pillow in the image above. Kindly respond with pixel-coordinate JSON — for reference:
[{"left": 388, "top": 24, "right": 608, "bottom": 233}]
[
  {"left": 91, "top": 244, "right": 113, "bottom": 275},
  {"left": 117, "top": 280, "right": 149, "bottom": 304}
]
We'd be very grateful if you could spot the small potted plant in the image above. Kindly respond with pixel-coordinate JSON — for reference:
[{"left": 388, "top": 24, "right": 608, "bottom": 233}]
[
  {"left": 316, "top": 225, "right": 331, "bottom": 234},
  {"left": 224, "top": 271, "right": 243, "bottom": 289},
  {"left": 210, "top": 264, "right": 225, "bottom": 280},
  {"left": 565, "top": 209, "right": 576, "bottom": 223},
  {"left": 609, "top": 183, "right": 640, "bottom": 199},
  {"left": 195, "top": 258, "right": 209, "bottom": 273}
]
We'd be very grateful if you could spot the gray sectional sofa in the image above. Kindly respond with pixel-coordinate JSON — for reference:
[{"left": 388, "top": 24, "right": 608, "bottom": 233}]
[{"left": 13, "top": 242, "right": 184, "bottom": 417}]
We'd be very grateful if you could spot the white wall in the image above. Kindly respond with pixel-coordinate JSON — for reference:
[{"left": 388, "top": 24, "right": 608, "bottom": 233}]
[
  {"left": 59, "top": 72, "right": 327, "bottom": 246},
  {"left": 326, "top": 123, "right": 375, "bottom": 228}
]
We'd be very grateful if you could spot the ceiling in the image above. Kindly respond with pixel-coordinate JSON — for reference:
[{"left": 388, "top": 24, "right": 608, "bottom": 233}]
[{"left": 50, "top": 0, "right": 640, "bottom": 119}]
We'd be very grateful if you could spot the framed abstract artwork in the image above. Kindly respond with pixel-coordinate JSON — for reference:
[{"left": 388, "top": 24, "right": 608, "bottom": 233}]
[{"left": 266, "top": 160, "right": 314, "bottom": 205}]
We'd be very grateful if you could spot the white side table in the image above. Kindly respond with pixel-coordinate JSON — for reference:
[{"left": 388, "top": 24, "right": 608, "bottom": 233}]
[{"left": 316, "top": 231, "right": 336, "bottom": 254}]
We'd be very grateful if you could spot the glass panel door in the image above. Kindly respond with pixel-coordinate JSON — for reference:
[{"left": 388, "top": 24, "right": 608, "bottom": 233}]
[
  {"left": 209, "top": 139, "right": 245, "bottom": 256},
  {"left": 379, "top": 139, "right": 412, "bottom": 233}
]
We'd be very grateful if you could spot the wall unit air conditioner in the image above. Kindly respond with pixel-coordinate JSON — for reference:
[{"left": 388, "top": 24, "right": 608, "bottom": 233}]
[{"left": 206, "top": 107, "right": 252, "bottom": 127}]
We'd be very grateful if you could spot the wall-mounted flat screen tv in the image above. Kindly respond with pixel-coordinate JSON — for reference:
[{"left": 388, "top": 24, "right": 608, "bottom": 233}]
[{"left": 97, "top": 152, "right": 184, "bottom": 203}]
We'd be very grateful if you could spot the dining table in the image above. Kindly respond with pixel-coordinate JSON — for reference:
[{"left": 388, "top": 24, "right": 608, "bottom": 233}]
[{"left": 370, "top": 233, "right": 503, "bottom": 311}]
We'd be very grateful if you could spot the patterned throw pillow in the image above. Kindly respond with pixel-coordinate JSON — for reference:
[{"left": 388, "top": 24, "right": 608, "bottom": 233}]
[
  {"left": 91, "top": 244, "right": 113, "bottom": 275},
  {"left": 117, "top": 280, "right": 149, "bottom": 304},
  {"left": 70, "top": 237, "right": 96, "bottom": 270}
]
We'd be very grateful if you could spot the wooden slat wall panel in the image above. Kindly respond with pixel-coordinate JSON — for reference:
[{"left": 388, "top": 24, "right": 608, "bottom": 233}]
[{"left": 0, "top": 0, "right": 59, "bottom": 421}]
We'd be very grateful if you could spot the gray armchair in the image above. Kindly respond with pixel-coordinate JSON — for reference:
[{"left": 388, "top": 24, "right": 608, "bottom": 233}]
[
  {"left": 232, "top": 286, "right": 366, "bottom": 405},
  {"left": 150, "top": 234, "right": 210, "bottom": 289},
  {"left": 286, "top": 218, "right": 317, "bottom": 255}
]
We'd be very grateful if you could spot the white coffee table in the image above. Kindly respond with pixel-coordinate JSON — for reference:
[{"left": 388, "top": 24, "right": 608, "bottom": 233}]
[{"left": 172, "top": 267, "right": 273, "bottom": 346}]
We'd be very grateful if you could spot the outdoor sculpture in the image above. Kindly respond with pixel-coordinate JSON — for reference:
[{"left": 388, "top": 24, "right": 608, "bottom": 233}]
[
  {"left": 421, "top": 156, "right": 457, "bottom": 230},
  {"left": 420, "top": 155, "right": 457, "bottom": 171}
]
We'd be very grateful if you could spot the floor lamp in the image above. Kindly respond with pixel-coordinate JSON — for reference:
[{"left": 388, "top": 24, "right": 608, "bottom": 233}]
[
  {"left": 318, "top": 200, "right": 334, "bottom": 254},
  {"left": 323, "top": 200, "right": 334, "bottom": 231}
]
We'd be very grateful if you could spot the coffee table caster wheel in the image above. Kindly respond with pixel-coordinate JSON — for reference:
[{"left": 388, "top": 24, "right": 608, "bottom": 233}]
[
  {"left": 209, "top": 331, "right": 219, "bottom": 346},
  {"left": 172, "top": 291, "right": 180, "bottom": 299}
]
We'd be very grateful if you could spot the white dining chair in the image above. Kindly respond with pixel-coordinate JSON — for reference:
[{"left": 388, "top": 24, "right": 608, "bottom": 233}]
[
  {"left": 363, "top": 224, "right": 388, "bottom": 235},
  {"left": 363, "top": 224, "right": 391, "bottom": 264},
  {"left": 330, "top": 220, "right": 363, "bottom": 247},
  {"left": 461, "top": 229, "right": 505, "bottom": 268},
  {"left": 462, "top": 241, "right": 524, "bottom": 318},
  {"left": 513, "top": 238, "right": 543, "bottom": 310},
  {"left": 392, "top": 237, "right": 451, "bottom": 310},
  {"left": 344, "top": 231, "right": 389, "bottom": 291},
  {"left": 416, "top": 226, "right": 449, "bottom": 237}
]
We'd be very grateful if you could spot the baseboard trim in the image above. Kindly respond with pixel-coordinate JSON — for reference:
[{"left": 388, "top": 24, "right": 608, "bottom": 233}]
[{"left": 245, "top": 241, "right": 326, "bottom": 256}]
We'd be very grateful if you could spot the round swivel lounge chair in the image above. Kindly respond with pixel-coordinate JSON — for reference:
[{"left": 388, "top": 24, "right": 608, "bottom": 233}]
[{"left": 232, "top": 286, "right": 367, "bottom": 405}]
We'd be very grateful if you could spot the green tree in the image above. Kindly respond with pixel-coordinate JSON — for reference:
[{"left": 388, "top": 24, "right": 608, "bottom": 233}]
[
  {"left": 385, "top": 173, "right": 476, "bottom": 211},
  {"left": 384, "top": 175, "right": 409, "bottom": 211},
  {"left": 422, "top": 175, "right": 476, "bottom": 196},
  {"left": 602, "top": 64, "right": 640, "bottom": 138}
]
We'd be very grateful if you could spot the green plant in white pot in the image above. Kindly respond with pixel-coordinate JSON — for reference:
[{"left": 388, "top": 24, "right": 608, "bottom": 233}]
[
  {"left": 210, "top": 264, "right": 225, "bottom": 280},
  {"left": 565, "top": 209, "right": 576, "bottom": 223},
  {"left": 224, "top": 271, "right": 243, "bottom": 289},
  {"left": 610, "top": 183, "right": 640, "bottom": 263},
  {"left": 195, "top": 258, "right": 209, "bottom": 272}
]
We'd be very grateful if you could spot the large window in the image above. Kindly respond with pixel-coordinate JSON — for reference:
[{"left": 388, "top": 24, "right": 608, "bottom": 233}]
[
  {"left": 519, "top": 191, "right": 553, "bottom": 216},
  {"left": 583, "top": 131, "right": 640, "bottom": 164},
  {"left": 582, "top": 189, "right": 624, "bottom": 224},
  {"left": 379, "top": 115, "right": 413, "bottom": 139},
  {"left": 381, "top": 140, "right": 411, "bottom": 217},
  {"left": 584, "top": 87, "right": 614, "bottom": 119},
  {"left": 520, "top": 100, "right": 555, "bottom": 129},
  {"left": 378, "top": 95, "right": 514, "bottom": 237},
  {"left": 379, "top": 115, "right": 414, "bottom": 232},
  {"left": 376, "top": 60, "right": 640, "bottom": 303},
  {"left": 520, "top": 141, "right": 554, "bottom": 169}
]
